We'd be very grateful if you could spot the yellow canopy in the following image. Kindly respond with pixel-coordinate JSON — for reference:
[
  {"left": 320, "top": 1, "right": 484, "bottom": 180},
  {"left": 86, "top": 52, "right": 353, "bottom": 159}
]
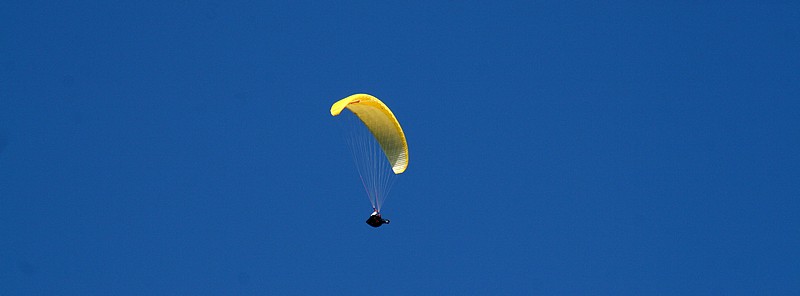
[{"left": 331, "top": 94, "right": 409, "bottom": 174}]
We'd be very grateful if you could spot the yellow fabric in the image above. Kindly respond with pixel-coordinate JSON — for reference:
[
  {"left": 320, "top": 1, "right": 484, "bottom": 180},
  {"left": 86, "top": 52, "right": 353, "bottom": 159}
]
[{"left": 331, "top": 94, "right": 409, "bottom": 174}]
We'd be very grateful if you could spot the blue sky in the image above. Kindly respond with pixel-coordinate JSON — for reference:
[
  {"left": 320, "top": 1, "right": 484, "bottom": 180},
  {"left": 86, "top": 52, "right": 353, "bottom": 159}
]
[{"left": 2, "top": 1, "right": 799, "bottom": 295}]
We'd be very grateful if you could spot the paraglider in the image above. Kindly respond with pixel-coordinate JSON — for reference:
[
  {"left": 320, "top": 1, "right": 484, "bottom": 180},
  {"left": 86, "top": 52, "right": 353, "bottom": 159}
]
[
  {"left": 366, "top": 209, "right": 391, "bottom": 228},
  {"left": 330, "top": 94, "right": 408, "bottom": 228}
]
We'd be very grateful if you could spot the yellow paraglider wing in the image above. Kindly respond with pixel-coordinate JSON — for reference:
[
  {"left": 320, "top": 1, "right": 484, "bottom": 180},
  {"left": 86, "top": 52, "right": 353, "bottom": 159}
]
[{"left": 331, "top": 94, "right": 409, "bottom": 174}]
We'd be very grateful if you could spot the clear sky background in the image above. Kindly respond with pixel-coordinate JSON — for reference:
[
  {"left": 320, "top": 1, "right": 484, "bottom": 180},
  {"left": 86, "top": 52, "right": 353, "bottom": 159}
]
[{"left": 2, "top": 1, "right": 799, "bottom": 295}]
